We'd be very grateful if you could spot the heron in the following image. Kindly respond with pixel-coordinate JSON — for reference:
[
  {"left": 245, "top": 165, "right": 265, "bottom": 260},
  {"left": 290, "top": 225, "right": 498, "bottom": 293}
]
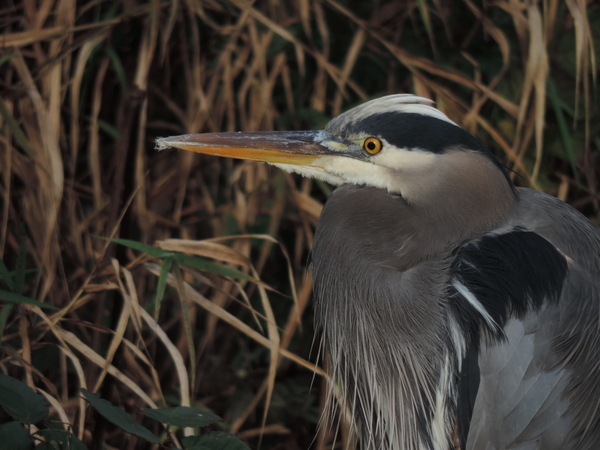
[{"left": 157, "top": 95, "right": 600, "bottom": 450}]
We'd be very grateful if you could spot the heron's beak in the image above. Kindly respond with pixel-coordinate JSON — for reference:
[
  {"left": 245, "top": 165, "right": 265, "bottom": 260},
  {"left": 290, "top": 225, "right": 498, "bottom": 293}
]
[{"left": 156, "top": 131, "right": 337, "bottom": 166}]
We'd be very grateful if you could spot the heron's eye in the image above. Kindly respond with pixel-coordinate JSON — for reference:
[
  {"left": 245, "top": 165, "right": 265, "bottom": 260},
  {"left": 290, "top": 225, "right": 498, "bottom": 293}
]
[{"left": 363, "top": 137, "right": 382, "bottom": 155}]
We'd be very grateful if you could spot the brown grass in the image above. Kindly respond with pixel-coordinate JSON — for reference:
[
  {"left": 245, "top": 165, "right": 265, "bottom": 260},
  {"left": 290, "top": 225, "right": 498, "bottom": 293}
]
[{"left": 0, "top": 0, "right": 598, "bottom": 448}]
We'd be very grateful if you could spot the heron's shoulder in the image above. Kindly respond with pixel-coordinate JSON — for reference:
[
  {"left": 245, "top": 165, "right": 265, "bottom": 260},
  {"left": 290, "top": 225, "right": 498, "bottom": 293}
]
[
  {"left": 512, "top": 187, "right": 600, "bottom": 273},
  {"left": 453, "top": 189, "right": 600, "bottom": 448},
  {"left": 449, "top": 228, "right": 568, "bottom": 342}
]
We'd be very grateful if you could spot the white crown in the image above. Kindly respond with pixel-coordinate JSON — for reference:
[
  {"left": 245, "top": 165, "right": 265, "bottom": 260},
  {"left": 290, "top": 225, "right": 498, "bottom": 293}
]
[{"left": 331, "top": 94, "right": 458, "bottom": 128}]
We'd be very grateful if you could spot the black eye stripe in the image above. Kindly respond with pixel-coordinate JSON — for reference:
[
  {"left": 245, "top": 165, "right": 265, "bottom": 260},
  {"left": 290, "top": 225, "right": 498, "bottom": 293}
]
[
  {"left": 326, "top": 112, "right": 512, "bottom": 185},
  {"left": 357, "top": 113, "right": 483, "bottom": 154}
]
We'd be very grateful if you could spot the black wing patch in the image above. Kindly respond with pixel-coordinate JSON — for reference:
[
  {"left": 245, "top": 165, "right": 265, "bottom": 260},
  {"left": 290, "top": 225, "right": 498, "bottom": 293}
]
[
  {"left": 450, "top": 229, "right": 568, "bottom": 343},
  {"left": 450, "top": 230, "right": 568, "bottom": 450},
  {"left": 457, "top": 344, "right": 480, "bottom": 449}
]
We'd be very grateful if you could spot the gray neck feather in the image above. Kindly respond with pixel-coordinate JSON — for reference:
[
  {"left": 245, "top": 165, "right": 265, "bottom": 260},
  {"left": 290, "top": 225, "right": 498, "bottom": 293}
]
[{"left": 311, "top": 156, "right": 516, "bottom": 449}]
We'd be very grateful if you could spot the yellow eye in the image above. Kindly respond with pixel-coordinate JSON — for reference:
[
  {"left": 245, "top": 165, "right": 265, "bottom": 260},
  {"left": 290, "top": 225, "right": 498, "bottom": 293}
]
[{"left": 363, "top": 137, "right": 382, "bottom": 155}]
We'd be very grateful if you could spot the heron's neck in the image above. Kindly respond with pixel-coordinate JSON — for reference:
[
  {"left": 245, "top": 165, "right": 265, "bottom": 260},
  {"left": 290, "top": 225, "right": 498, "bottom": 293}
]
[
  {"left": 312, "top": 186, "right": 463, "bottom": 450},
  {"left": 396, "top": 151, "right": 516, "bottom": 249}
]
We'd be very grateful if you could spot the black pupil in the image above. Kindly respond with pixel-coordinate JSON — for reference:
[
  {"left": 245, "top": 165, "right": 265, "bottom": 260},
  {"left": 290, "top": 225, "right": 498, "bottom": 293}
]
[{"left": 367, "top": 141, "right": 376, "bottom": 150}]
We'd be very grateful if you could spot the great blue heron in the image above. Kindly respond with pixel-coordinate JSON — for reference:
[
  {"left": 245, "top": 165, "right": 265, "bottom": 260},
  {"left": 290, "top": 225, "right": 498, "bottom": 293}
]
[{"left": 157, "top": 95, "right": 600, "bottom": 450}]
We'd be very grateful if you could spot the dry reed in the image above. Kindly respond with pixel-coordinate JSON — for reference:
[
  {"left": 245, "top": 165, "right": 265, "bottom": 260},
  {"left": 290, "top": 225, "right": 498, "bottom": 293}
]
[{"left": 0, "top": 0, "right": 598, "bottom": 448}]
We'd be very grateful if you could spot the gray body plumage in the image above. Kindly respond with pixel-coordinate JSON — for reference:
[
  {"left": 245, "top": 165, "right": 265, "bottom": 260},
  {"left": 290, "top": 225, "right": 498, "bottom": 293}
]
[
  {"left": 466, "top": 190, "right": 600, "bottom": 450},
  {"left": 313, "top": 183, "right": 600, "bottom": 450},
  {"left": 158, "top": 94, "right": 600, "bottom": 450}
]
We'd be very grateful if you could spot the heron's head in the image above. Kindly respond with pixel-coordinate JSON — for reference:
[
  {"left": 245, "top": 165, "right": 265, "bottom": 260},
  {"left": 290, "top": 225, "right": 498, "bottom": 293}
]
[{"left": 157, "top": 94, "right": 514, "bottom": 209}]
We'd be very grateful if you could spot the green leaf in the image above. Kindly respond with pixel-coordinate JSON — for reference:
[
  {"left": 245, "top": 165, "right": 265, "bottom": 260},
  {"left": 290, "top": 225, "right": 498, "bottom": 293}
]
[
  {"left": 182, "top": 433, "right": 251, "bottom": 450},
  {"left": 0, "top": 374, "right": 49, "bottom": 424},
  {"left": 152, "top": 256, "right": 173, "bottom": 319},
  {"left": 0, "top": 54, "right": 17, "bottom": 68},
  {"left": 97, "top": 119, "right": 120, "bottom": 139},
  {"left": 97, "top": 237, "right": 172, "bottom": 258},
  {"left": 0, "top": 303, "right": 15, "bottom": 341},
  {"left": 0, "top": 100, "right": 34, "bottom": 156},
  {"left": 416, "top": 0, "right": 436, "bottom": 55},
  {"left": 172, "top": 264, "right": 196, "bottom": 389},
  {"left": 141, "top": 406, "right": 221, "bottom": 428},
  {"left": 548, "top": 78, "right": 578, "bottom": 180},
  {"left": 0, "top": 289, "right": 59, "bottom": 310},
  {"left": 14, "top": 240, "right": 27, "bottom": 295},
  {"left": 0, "top": 259, "right": 15, "bottom": 291},
  {"left": 104, "top": 47, "right": 129, "bottom": 95},
  {"left": 100, "top": 236, "right": 254, "bottom": 281},
  {"left": 0, "top": 421, "right": 33, "bottom": 450},
  {"left": 182, "top": 445, "right": 211, "bottom": 450},
  {"left": 35, "top": 443, "right": 60, "bottom": 450},
  {"left": 315, "top": 179, "right": 332, "bottom": 197},
  {"left": 36, "top": 429, "right": 87, "bottom": 450},
  {"left": 80, "top": 389, "right": 160, "bottom": 444},
  {"left": 173, "top": 253, "right": 252, "bottom": 281}
]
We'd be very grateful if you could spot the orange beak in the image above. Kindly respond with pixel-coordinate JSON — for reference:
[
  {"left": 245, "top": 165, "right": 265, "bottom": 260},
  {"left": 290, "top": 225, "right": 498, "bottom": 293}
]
[{"left": 156, "top": 131, "right": 337, "bottom": 166}]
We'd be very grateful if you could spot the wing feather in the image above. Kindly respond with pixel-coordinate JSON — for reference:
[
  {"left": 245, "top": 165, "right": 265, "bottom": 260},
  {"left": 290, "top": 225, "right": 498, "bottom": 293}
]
[{"left": 457, "top": 188, "right": 600, "bottom": 449}]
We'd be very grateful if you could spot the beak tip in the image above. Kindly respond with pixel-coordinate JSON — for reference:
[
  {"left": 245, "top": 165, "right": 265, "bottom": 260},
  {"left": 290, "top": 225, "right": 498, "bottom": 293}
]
[
  {"left": 155, "top": 134, "right": 192, "bottom": 151},
  {"left": 155, "top": 137, "right": 170, "bottom": 151}
]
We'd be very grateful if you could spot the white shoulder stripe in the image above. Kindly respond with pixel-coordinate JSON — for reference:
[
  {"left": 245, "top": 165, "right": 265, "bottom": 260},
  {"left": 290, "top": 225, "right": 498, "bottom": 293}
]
[{"left": 452, "top": 279, "right": 500, "bottom": 331}]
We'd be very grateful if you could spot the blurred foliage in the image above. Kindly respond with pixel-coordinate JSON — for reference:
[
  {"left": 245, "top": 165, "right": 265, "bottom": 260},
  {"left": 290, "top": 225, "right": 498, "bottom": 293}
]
[{"left": 0, "top": 0, "right": 598, "bottom": 448}]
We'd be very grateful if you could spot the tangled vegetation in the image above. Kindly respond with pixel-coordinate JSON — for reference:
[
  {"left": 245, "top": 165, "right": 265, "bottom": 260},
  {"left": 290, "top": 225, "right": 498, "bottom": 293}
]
[{"left": 0, "top": 0, "right": 598, "bottom": 448}]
